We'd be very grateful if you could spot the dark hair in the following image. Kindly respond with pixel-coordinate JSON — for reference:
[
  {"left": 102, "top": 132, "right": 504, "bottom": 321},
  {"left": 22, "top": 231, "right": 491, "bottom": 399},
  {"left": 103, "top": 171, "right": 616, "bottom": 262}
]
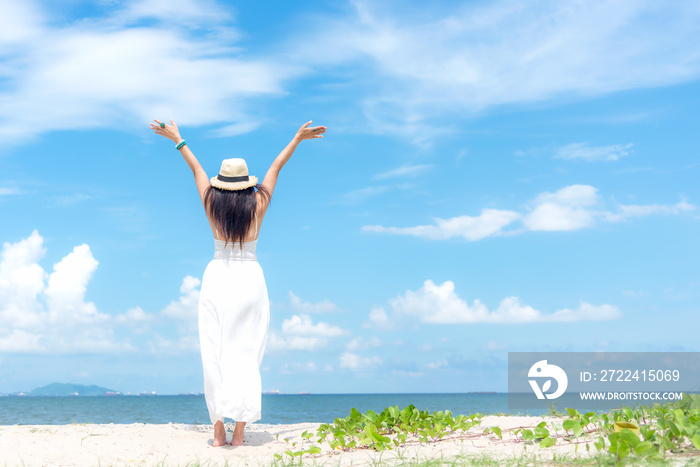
[{"left": 204, "top": 183, "right": 271, "bottom": 249}]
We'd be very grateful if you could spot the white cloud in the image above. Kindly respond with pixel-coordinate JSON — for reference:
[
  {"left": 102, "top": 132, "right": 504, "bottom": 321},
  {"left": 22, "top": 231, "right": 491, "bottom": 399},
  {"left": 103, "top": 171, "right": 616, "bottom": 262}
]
[
  {"left": 523, "top": 185, "right": 599, "bottom": 231},
  {"left": 485, "top": 341, "right": 507, "bottom": 351},
  {"left": 0, "top": 1, "right": 43, "bottom": 45},
  {"left": 381, "top": 279, "right": 620, "bottom": 325},
  {"left": 161, "top": 276, "right": 201, "bottom": 320},
  {"left": 149, "top": 275, "right": 203, "bottom": 354},
  {"left": 0, "top": 329, "right": 43, "bottom": 353},
  {"left": 147, "top": 333, "right": 199, "bottom": 355},
  {"left": 281, "top": 314, "right": 345, "bottom": 337},
  {"left": 115, "top": 0, "right": 233, "bottom": 25},
  {"left": 373, "top": 164, "right": 433, "bottom": 180},
  {"left": 288, "top": 291, "right": 338, "bottom": 313},
  {"left": 554, "top": 143, "right": 633, "bottom": 162},
  {"left": 0, "top": 230, "right": 46, "bottom": 328},
  {"left": 267, "top": 314, "right": 347, "bottom": 352},
  {"left": 45, "top": 244, "right": 101, "bottom": 323},
  {"left": 116, "top": 306, "right": 151, "bottom": 324},
  {"left": 606, "top": 200, "right": 695, "bottom": 222},
  {"left": 365, "top": 306, "right": 392, "bottom": 330},
  {"left": 0, "top": 187, "right": 22, "bottom": 196},
  {"left": 548, "top": 303, "right": 622, "bottom": 322},
  {"left": 363, "top": 209, "right": 521, "bottom": 241},
  {"left": 280, "top": 361, "right": 319, "bottom": 373},
  {"left": 339, "top": 186, "right": 391, "bottom": 205},
  {"left": 426, "top": 359, "right": 448, "bottom": 370},
  {"left": 209, "top": 121, "right": 263, "bottom": 138},
  {"left": 365, "top": 185, "right": 695, "bottom": 240},
  {"left": 339, "top": 351, "right": 382, "bottom": 370},
  {"left": 4, "top": 1, "right": 700, "bottom": 144},
  {"left": 0, "top": 231, "right": 140, "bottom": 354},
  {"left": 294, "top": 1, "right": 700, "bottom": 138},
  {"left": 266, "top": 334, "right": 327, "bottom": 352},
  {"left": 346, "top": 336, "right": 382, "bottom": 351},
  {"left": 0, "top": 0, "right": 295, "bottom": 143}
]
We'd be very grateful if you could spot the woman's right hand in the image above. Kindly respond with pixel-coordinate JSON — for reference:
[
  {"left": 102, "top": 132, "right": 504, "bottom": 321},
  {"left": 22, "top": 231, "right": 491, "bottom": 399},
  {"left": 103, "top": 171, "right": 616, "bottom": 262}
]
[
  {"left": 295, "top": 121, "right": 327, "bottom": 141},
  {"left": 150, "top": 119, "right": 183, "bottom": 143}
]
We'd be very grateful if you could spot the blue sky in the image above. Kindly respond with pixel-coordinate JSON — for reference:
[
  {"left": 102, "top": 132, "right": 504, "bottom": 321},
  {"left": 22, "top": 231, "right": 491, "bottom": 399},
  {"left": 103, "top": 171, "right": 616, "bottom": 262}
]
[{"left": 0, "top": 0, "right": 698, "bottom": 395}]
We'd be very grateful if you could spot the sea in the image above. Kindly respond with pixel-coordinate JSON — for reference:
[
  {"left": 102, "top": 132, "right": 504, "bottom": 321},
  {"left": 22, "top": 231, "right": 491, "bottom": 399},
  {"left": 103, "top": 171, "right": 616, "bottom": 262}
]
[{"left": 0, "top": 393, "right": 551, "bottom": 425}]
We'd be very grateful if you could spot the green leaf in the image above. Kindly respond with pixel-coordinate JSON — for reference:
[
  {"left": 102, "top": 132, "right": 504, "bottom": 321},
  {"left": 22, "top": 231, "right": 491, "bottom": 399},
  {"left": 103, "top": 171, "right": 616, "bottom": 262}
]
[
  {"left": 562, "top": 420, "right": 577, "bottom": 431},
  {"left": 616, "top": 441, "right": 630, "bottom": 459},
  {"left": 534, "top": 426, "right": 550, "bottom": 439},
  {"left": 365, "top": 409, "right": 378, "bottom": 422},
  {"left": 573, "top": 427, "right": 584, "bottom": 439},
  {"left": 388, "top": 406, "right": 399, "bottom": 419},
  {"left": 619, "top": 429, "right": 640, "bottom": 447},
  {"left": 565, "top": 408, "right": 579, "bottom": 418},
  {"left": 367, "top": 424, "right": 390, "bottom": 444},
  {"left": 594, "top": 437, "right": 605, "bottom": 452},
  {"left": 634, "top": 441, "right": 655, "bottom": 457},
  {"left": 540, "top": 437, "right": 556, "bottom": 448},
  {"left": 622, "top": 407, "right": 633, "bottom": 420},
  {"left": 306, "top": 446, "right": 321, "bottom": 455},
  {"left": 644, "top": 428, "right": 656, "bottom": 441},
  {"left": 667, "top": 420, "right": 680, "bottom": 437},
  {"left": 691, "top": 433, "right": 700, "bottom": 451}
]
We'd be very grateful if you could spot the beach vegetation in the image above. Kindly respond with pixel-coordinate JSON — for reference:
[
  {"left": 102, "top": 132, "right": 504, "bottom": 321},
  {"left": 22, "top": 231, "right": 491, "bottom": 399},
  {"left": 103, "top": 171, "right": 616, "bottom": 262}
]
[
  {"left": 314, "top": 404, "right": 481, "bottom": 452},
  {"left": 557, "top": 392, "right": 700, "bottom": 462},
  {"left": 272, "top": 394, "right": 700, "bottom": 465}
]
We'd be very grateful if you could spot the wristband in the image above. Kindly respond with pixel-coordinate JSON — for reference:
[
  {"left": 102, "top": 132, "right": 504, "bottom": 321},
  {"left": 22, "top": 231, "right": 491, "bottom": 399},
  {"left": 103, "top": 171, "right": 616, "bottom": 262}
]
[{"left": 175, "top": 140, "right": 187, "bottom": 150}]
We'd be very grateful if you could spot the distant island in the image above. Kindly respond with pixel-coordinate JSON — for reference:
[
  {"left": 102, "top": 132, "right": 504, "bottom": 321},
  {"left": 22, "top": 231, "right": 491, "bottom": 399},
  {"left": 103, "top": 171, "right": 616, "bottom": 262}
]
[{"left": 26, "top": 383, "right": 120, "bottom": 396}]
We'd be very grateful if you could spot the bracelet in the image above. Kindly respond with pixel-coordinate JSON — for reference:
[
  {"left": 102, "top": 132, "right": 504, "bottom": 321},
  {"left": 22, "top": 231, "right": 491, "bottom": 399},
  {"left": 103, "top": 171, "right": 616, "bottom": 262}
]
[{"left": 175, "top": 140, "right": 187, "bottom": 150}]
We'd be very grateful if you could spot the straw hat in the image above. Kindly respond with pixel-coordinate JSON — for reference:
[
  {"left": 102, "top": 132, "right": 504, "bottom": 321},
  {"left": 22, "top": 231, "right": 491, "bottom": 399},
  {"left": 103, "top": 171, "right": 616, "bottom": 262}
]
[{"left": 210, "top": 158, "right": 258, "bottom": 191}]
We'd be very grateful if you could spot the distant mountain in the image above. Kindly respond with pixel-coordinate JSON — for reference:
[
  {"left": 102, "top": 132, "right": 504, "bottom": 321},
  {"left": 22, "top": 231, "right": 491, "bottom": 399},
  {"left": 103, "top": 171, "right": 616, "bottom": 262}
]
[{"left": 28, "top": 383, "right": 120, "bottom": 396}]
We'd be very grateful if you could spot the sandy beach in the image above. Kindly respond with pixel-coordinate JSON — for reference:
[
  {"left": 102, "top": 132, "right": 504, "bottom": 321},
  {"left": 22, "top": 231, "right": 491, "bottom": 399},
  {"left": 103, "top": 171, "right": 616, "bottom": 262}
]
[{"left": 0, "top": 415, "right": 610, "bottom": 466}]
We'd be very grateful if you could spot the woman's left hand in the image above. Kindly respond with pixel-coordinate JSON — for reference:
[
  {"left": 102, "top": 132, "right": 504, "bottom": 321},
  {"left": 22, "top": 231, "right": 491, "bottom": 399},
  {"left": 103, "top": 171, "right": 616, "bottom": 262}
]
[
  {"left": 295, "top": 121, "right": 327, "bottom": 141},
  {"left": 150, "top": 119, "right": 182, "bottom": 143}
]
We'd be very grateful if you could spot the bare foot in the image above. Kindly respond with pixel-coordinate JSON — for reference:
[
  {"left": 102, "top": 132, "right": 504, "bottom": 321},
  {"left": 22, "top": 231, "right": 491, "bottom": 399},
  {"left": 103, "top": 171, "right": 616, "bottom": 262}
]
[
  {"left": 213, "top": 420, "right": 227, "bottom": 447},
  {"left": 231, "top": 421, "right": 246, "bottom": 446}
]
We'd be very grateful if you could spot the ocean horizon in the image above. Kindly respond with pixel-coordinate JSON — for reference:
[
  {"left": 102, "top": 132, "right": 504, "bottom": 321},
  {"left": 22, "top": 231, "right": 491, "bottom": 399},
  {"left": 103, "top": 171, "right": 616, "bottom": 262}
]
[{"left": 0, "top": 393, "right": 551, "bottom": 425}]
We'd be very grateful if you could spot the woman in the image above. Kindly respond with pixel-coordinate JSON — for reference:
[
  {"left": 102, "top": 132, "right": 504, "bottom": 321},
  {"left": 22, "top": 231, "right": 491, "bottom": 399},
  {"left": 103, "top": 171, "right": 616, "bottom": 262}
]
[{"left": 150, "top": 118, "right": 327, "bottom": 446}]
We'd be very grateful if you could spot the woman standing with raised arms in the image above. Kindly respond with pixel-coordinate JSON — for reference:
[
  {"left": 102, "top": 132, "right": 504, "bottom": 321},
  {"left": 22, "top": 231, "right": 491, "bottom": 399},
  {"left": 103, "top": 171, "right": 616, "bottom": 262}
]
[{"left": 150, "top": 119, "right": 327, "bottom": 446}]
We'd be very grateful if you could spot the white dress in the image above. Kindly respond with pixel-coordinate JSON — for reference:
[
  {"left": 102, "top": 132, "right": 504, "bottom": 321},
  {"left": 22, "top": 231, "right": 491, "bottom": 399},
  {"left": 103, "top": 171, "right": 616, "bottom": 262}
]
[{"left": 198, "top": 212, "right": 269, "bottom": 424}]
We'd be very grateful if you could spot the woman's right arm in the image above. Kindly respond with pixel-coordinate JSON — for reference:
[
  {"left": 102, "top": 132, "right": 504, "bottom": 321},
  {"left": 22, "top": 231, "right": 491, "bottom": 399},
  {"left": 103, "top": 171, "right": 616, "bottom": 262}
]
[
  {"left": 150, "top": 119, "right": 210, "bottom": 206},
  {"left": 260, "top": 121, "right": 326, "bottom": 208}
]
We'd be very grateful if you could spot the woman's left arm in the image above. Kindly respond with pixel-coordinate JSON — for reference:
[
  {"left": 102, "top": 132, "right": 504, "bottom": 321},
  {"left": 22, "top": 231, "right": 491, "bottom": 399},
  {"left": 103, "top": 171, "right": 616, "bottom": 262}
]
[{"left": 150, "top": 119, "right": 210, "bottom": 205}]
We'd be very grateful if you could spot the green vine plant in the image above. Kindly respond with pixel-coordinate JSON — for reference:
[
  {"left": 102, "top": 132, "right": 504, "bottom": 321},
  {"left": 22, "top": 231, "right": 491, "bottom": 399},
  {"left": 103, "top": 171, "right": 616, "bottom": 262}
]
[
  {"left": 272, "top": 393, "right": 700, "bottom": 463},
  {"left": 561, "top": 392, "right": 700, "bottom": 461},
  {"left": 273, "top": 404, "right": 482, "bottom": 461},
  {"left": 483, "top": 392, "right": 700, "bottom": 461}
]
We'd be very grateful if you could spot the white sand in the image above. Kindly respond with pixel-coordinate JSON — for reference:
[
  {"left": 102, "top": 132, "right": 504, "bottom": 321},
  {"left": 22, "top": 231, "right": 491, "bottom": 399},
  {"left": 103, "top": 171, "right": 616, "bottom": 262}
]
[{"left": 0, "top": 416, "right": 605, "bottom": 466}]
